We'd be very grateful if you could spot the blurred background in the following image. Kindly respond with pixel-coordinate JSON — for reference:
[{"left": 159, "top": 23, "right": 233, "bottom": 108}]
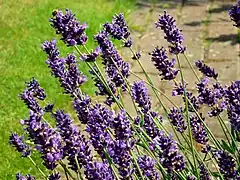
[{"left": 0, "top": 0, "right": 239, "bottom": 178}]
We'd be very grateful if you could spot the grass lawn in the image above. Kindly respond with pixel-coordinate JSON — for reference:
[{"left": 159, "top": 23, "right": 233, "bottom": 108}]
[{"left": 0, "top": 0, "right": 136, "bottom": 178}]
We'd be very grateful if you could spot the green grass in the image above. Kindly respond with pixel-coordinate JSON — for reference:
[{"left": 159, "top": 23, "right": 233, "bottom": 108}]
[{"left": 0, "top": 0, "right": 136, "bottom": 178}]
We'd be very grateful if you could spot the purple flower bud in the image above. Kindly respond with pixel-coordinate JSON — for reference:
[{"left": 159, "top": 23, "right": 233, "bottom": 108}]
[
  {"left": 9, "top": 133, "right": 31, "bottom": 157},
  {"left": 16, "top": 173, "right": 35, "bottom": 180},
  {"left": 172, "top": 82, "right": 187, "bottom": 96},
  {"left": 150, "top": 47, "right": 178, "bottom": 80},
  {"left": 137, "top": 155, "right": 159, "bottom": 179},
  {"left": 195, "top": 60, "right": 218, "bottom": 79},
  {"left": 50, "top": 9, "right": 88, "bottom": 46},
  {"left": 73, "top": 95, "right": 91, "bottom": 124},
  {"left": 199, "top": 164, "right": 211, "bottom": 180},
  {"left": 132, "top": 51, "right": 141, "bottom": 60},
  {"left": 229, "top": 0, "right": 240, "bottom": 28},
  {"left": 155, "top": 11, "right": 185, "bottom": 54},
  {"left": 168, "top": 107, "right": 187, "bottom": 133},
  {"left": 85, "top": 162, "right": 114, "bottom": 180}
]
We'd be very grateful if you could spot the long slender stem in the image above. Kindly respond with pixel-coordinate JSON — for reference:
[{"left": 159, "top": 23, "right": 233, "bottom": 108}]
[
  {"left": 183, "top": 53, "right": 200, "bottom": 82},
  {"left": 130, "top": 150, "right": 145, "bottom": 179},
  {"left": 176, "top": 55, "right": 198, "bottom": 178},
  {"left": 60, "top": 161, "right": 76, "bottom": 180},
  {"left": 28, "top": 156, "right": 47, "bottom": 179}
]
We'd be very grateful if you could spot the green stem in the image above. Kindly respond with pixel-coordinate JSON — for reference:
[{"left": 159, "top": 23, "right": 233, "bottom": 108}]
[
  {"left": 130, "top": 150, "right": 145, "bottom": 180},
  {"left": 28, "top": 156, "right": 47, "bottom": 179},
  {"left": 183, "top": 53, "right": 200, "bottom": 82},
  {"left": 176, "top": 55, "right": 198, "bottom": 178},
  {"left": 60, "top": 161, "right": 76, "bottom": 180},
  {"left": 75, "top": 155, "right": 83, "bottom": 180}
]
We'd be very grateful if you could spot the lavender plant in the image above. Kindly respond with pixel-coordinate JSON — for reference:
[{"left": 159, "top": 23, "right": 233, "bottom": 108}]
[{"left": 9, "top": 1, "right": 240, "bottom": 179}]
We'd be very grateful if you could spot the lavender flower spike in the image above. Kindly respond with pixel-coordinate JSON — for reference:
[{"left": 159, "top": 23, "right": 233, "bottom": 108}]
[
  {"left": 195, "top": 60, "right": 218, "bottom": 79},
  {"left": 229, "top": 0, "right": 240, "bottom": 28},
  {"left": 155, "top": 11, "right": 186, "bottom": 54},
  {"left": 9, "top": 133, "right": 31, "bottom": 157},
  {"left": 150, "top": 46, "right": 179, "bottom": 80},
  {"left": 50, "top": 9, "right": 88, "bottom": 46},
  {"left": 168, "top": 107, "right": 187, "bottom": 133},
  {"left": 48, "top": 172, "right": 61, "bottom": 180},
  {"left": 16, "top": 173, "right": 35, "bottom": 180},
  {"left": 131, "top": 81, "right": 152, "bottom": 113},
  {"left": 137, "top": 155, "right": 159, "bottom": 179}
]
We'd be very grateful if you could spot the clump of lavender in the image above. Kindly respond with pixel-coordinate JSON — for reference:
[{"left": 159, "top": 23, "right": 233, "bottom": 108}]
[
  {"left": 50, "top": 9, "right": 88, "bottom": 46},
  {"left": 9, "top": 133, "right": 31, "bottom": 157},
  {"left": 137, "top": 155, "right": 159, "bottom": 179},
  {"left": 190, "top": 114, "right": 209, "bottom": 152},
  {"left": 153, "top": 131, "right": 186, "bottom": 173},
  {"left": 80, "top": 47, "right": 101, "bottom": 62},
  {"left": 229, "top": 0, "right": 240, "bottom": 28},
  {"left": 104, "top": 13, "right": 132, "bottom": 47},
  {"left": 155, "top": 11, "right": 185, "bottom": 54},
  {"left": 150, "top": 46, "right": 179, "bottom": 80},
  {"left": 42, "top": 39, "right": 87, "bottom": 95},
  {"left": 195, "top": 60, "right": 218, "bottom": 80},
  {"left": 226, "top": 81, "right": 240, "bottom": 131},
  {"left": 214, "top": 150, "right": 238, "bottom": 179},
  {"left": 94, "top": 31, "right": 130, "bottom": 90},
  {"left": 199, "top": 164, "right": 211, "bottom": 180},
  {"left": 168, "top": 107, "right": 187, "bottom": 133},
  {"left": 131, "top": 81, "right": 152, "bottom": 113},
  {"left": 16, "top": 173, "right": 35, "bottom": 180}
]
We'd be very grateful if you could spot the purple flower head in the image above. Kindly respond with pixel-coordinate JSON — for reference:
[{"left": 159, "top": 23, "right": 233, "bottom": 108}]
[
  {"left": 24, "top": 112, "right": 64, "bottom": 170},
  {"left": 132, "top": 81, "right": 152, "bottom": 113},
  {"left": 186, "top": 92, "right": 200, "bottom": 112},
  {"left": 41, "top": 39, "right": 59, "bottom": 60},
  {"left": 94, "top": 31, "right": 130, "bottom": 90},
  {"left": 168, "top": 107, "right": 187, "bottom": 133},
  {"left": 112, "top": 110, "right": 132, "bottom": 140},
  {"left": 153, "top": 131, "right": 186, "bottom": 173},
  {"left": 187, "top": 175, "right": 197, "bottom": 180},
  {"left": 195, "top": 60, "right": 218, "bottom": 79},
  {"left": 73, "top": 95, "right": 91, "bottom": 124},
  {"left": 190, "top": 114, "right": 209, "bottom": 152},
  {"left": 229, "top": 1, "right": 240, "bottom": 28},
  {"left": 48, "top": 172, "right": 61, "bottom": 180},
  {"left": 9, "top": 133, "right": 31, "bottom": 157},
  {"left": 16, "top": 173, "right": 35, "bottom": 180},
  {"left": 44, "top": 104, "right": 54, "bottom": 113},
  {"left": 155, "top": 11, "right": 186, "bottom": 54},
  {"left": 226, "top": 81, "right": 240, "bottom": 131},
  {"left": 50, "top": 9, "right": 88, "bottom": 46},
  {"left": 20, "top": 78, "right": 45, "bottom": 113},
  {"left": 150, "top": 46, "right": 179, "bottom": 80},
  {"left": 137, "top": 155, "right": 159, "bottom": 179},
  {"left": 109, "top": 140, "right": 133, "bottom": 178},
  {"left": 80, "top": 47, "right": 101, "bottom": 62},
  {"left": 214, "top": 150, "right": 238, "bottom": 179},
  {"left": 86, "top": 104, "right": 114, "bottom": 158},
  {"left": 172, "top": 81, "right": 187, "bottom": 96},
  {"left": 85, "top": 162, "right": 114, "bottom": 180},
  {"left": 104, "top": 13, "right": 131, "bottom": 47}
]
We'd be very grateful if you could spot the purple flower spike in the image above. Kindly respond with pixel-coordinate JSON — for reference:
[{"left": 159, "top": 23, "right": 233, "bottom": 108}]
[
  {"left": 214, "top": 150, "right": 238, "bottom": 179},
  {"left": 16, "top": 173, "right": 35, "bottom": 180},
  {"left": 48, "top": 172, "right": 61, "bottom": 180},
  {"left": 137, "top": 155, "right": 159, "bottom": 179},
  {"left": 150, "top": 46, "right": 179, "bottom": 80},
  {"left": 153, "top": 131, "right": 186, "bottom": 173},
  {"left": 226, "top": 81, "right": 240, "bottom": 131},
  {"left": 50, "top": 9, "right": 88, "bottom": 46},
  {"left": 199, "top": 164, "right": 211, "bottom": 180},
  {"left": 155, "top": 11, "right": 186, "bottom": 54},
  {"left": 104, "top": 13, "right": 131, "bottom": 47},
  {"left": 85, "top": 162, "right": 114, "bottom": 180},
  {"left": 168, "top": 107, "right": 187, "bottom": 133},
  {"left": 131, "top": 81, "right": 152, "bottom": 113},
  {"left": 229, "top": 1, "right": 240, "bottom": 28},
  {"left": 195, "top": 60, "right": 218, "bottom": 79},
  {"left": 172, "top": 81, "right": 187, "bottom": 96},
  {"left": 9, "top": 133, "right": 31, "bottom": 157}
]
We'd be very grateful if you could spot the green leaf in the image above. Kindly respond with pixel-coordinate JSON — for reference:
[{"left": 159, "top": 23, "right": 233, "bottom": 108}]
[
  {"left": 221, "top": 139, "right": 234, "bottom": 154},
  {"left": 211, "top": 172, "right": 221, "bottom": 178}
]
